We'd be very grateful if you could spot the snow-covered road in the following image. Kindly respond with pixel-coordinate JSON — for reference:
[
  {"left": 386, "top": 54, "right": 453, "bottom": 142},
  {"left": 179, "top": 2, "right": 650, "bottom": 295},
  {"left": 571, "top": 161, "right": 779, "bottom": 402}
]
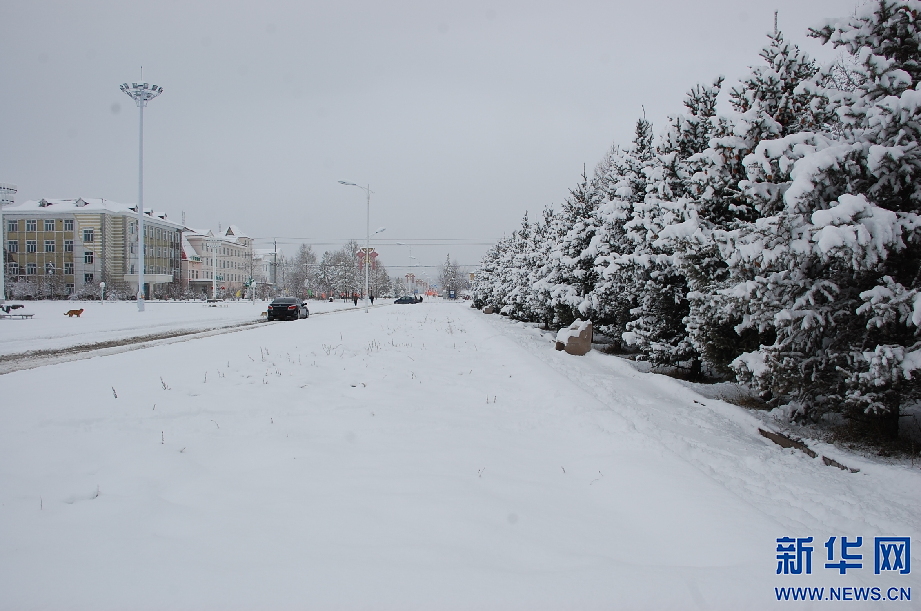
[
  {"left": 0, "top": 298, "right": 358, "bottom": 358},
  {"left": 1, "top": 302, "right": 917, "bottom": 609}
]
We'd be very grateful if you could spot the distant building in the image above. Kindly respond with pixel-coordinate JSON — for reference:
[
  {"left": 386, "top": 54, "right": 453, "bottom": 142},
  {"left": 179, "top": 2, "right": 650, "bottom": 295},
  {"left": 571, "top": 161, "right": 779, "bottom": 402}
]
[
  {"left": 181, "top": 225, "right": 254, "bottom": 298},
  {"left": 253, "top": 248, "right": 279, "bottom": 288},
  {"left": 3, "top": 198, "right": 181, "bottom": 298}
]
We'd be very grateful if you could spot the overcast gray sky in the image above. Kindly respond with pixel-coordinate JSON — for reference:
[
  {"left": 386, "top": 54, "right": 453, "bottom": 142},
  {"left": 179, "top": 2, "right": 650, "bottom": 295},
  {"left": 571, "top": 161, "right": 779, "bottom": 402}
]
[{"left": 2, "top": 0, "right": 857, "bottom": 277}]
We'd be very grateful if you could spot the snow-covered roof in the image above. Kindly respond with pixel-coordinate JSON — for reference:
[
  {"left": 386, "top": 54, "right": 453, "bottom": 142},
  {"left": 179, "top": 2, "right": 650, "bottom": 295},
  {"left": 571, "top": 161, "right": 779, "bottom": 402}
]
[
  {"left": 225, "top": 225, "right": 249, "bottom": 238},
  {"left": 181, "top": 234, "right": 200, "bottom": 260},
  {"left": 8, "top": 198, "right": 183, "bottom": 229},
  {"left": 183, "top": 227, "right": 213, "bottom": 237},
  {"left": 185, "top": 227, "right": 251, "bottom": 247}
]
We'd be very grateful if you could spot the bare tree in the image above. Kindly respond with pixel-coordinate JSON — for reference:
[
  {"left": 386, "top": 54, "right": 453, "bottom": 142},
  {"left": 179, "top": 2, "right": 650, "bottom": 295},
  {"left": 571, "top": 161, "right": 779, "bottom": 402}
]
[{"left": 283, "top": 244, "right": 318, "bottom": 298}]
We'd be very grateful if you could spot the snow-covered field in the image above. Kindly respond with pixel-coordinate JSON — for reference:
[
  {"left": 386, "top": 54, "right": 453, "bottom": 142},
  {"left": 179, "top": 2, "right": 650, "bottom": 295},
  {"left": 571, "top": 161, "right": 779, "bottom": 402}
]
[
  {"left": 0, "top": 301, "right": 918, "bottom": 609},
  {"left": 0, "top": 298, "right": 358, "bottom": 357}
]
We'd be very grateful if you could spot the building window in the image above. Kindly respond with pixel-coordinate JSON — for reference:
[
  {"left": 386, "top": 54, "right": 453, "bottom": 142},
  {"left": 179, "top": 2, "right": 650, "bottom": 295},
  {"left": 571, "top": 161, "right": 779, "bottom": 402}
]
[
  {"left": 26, "top": 219, "right": 36, "bottom": 231},
  {"left": 45, "top": 263, "right": 55, "bottom": 275},
  {"left": 7, "top": 220, "right": 17, "bottom": 232},
  {"left": 84, "top": 273, "right": 94, "bottom": 283},
  {"left": 8, "top": 262, "right": 19, "bottom": 275},
  {"left": 130, "top": 264, "right": 135, "bottom": 274},
  {"left": 26, "top": 263, "right": 36, "bottom": 275},
  {"left": 84, "top": 251, "right": 94, "bottom": 264},
  {"left": 64, "top": 219, "right": 74, "bottom": 231},
  {"left": 7, "top": 240, "right": 17, "bottom": 253},
  {"left": 64, "top": 240, "right": 73, "bottom": 252},
  {"left": 83, "top": 229, "right": 94, "bottom": 242},
  {"left": 66, "top": 283, "right": 74, "bottom": 294},
  {"left": 64, "top": 262, "right": 74, "bottom": 275},
  {"left": 44, "top": 240, "right": 55, "bottom": 252},
  {"left": 44, "top": 219, "right": 55, "bottom": 231},
  {"left": 26, "top": 240, "right": 37, "bottom": 253}
]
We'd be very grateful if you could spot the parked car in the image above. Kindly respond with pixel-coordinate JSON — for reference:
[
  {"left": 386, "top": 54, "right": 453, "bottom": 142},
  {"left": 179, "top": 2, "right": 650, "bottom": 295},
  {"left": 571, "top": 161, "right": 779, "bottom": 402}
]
[
  {"left": 266, "top": 297, "right": 309, "bottom": 320},
  {"left": 394, "top": 295, "right": 418, "bottom": 304}
]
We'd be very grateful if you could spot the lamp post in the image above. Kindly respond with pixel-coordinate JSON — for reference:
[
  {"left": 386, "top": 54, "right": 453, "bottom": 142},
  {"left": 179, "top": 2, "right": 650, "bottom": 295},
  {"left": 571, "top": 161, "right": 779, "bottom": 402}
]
[
  {"left": 396, "top": 242, "right": 417, "bottom": 295},
  {"left": 120, "top": 79, "right": 163, "bottom": 312},
  {"left": 366, "top": 227, "right": 385, "bottom": 301},
  {"left": 210, "top": 236, "right": 217, "bottom": 299},
  {"left": 338, "top": 181, "right": 372, "bottom": 313}
]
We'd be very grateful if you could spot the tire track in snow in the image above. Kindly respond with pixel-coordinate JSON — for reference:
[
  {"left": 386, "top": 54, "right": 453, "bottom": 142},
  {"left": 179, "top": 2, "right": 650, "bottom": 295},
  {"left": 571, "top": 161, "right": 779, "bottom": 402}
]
[{"left": 0, "top": 304, "right": 386, "bottom": 375}]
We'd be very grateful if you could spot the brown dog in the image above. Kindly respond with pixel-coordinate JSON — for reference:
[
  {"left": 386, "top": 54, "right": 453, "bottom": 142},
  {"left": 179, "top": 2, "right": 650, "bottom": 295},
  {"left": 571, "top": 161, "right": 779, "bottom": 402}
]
[{"left": 65, "top": 308, "right": 84, "bottom": 317}]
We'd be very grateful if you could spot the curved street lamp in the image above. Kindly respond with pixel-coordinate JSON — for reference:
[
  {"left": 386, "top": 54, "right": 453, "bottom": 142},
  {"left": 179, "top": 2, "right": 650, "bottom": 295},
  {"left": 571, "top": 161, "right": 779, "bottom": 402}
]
[
  {"left": 338, "top": 181, "right": 373, "bottom": 313},
  {"left": 121, "top": 80, "right": 163, "bottom": 312}
]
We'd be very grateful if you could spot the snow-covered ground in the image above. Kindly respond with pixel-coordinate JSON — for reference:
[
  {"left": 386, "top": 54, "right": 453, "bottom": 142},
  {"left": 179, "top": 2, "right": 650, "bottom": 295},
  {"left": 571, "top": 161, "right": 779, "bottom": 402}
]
[
  {"left": 0, "top": 301, "right": 918, "bottom": 609},
  {"left": 0, "top": 298, "right": 358, "bottom": 357}
]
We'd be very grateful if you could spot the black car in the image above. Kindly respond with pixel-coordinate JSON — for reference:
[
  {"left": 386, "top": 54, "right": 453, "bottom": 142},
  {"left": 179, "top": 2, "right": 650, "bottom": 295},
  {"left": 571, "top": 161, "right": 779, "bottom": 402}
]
[
  {"left": 267, "top": 297, "right": 309, "bottom": 320},
  {"left": 394, "top": 295, "right": 418, "bottom": 304}
]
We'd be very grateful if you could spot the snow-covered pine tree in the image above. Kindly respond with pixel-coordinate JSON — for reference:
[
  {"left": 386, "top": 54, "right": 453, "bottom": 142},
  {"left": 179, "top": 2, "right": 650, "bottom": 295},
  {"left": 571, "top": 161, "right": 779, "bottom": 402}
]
[
  {"left": 727, "top": 1, "right": 921, "bottom": 438},
  {"left": 622, "top": 81, "right": 724, "bottom": 374},
  {"left": 438, "top": 254, "right": 462, "bottom": 298},
  {"left": 471, "top": 241, "right": 501, "bottom": 309},
  {"left": 543, "top": 168, "right": 605, "bottom": 327},
  {"left": 685, "top": 34, "right": 827, "bottom": 376},
  {"left": 500, "top": 213, "right": 538, "bottom": 319},
  {"left": 517, "top": 206, "right": 561, "bottom": 326},
  {"left": 588, "top": 117, "right": 656, "bottom": 344}
]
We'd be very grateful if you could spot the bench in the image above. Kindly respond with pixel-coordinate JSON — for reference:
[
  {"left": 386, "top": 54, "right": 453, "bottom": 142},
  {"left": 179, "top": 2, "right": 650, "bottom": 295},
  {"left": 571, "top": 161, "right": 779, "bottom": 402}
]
[{"left": 0, "top": 313, "right": 33, "bottom": 320}]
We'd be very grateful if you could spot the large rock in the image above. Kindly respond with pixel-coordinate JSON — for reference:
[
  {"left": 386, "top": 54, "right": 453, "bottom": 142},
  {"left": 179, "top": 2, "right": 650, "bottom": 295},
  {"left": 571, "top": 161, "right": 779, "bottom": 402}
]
[
  {"left": 555, "top": 319, "right": 592, "bottom": 356},
  {"left": 482, "top": 305, "right": 494, "bottom": 314}
]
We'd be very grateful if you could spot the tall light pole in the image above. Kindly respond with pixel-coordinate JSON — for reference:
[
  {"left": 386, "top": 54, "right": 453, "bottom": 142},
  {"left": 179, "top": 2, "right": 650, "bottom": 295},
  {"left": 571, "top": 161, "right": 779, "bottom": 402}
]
[
  {"left": 396, "top": 242, "right": 417, "bottom": 295},
  {"left": 0, "top": 183, "right": 17, "bottom": 303},
  {"left": 338, "top": 181, "right": 372, "bottom": 313},
  {"left": 211, "top": 236, "right": 217, "bottom": 299},
  {"left": 120, "top": 79, "right": 163, "bottom": 312}
]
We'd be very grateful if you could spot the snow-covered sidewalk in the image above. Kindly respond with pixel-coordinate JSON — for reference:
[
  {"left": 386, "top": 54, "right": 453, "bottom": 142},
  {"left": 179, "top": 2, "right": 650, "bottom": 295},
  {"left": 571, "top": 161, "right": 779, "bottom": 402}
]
[
  {"left": 0, "top": 302, "right": 917, "bottom": 609},
  {"left": 0, "top": 298, "right": 357, "bottom": 357}
]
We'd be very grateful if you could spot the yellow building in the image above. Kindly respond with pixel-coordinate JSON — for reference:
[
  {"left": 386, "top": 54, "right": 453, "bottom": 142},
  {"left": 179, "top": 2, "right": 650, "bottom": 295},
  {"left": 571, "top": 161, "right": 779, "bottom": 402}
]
[{"left": 3, "top": 198, "right": 182, "bottom": 298}]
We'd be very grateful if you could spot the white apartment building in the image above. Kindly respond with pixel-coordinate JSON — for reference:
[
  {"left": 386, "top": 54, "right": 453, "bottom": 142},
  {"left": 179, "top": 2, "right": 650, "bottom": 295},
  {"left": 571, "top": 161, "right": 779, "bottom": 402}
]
[{"left": 253, "top": 248, "right": 279, "bottom": 286}]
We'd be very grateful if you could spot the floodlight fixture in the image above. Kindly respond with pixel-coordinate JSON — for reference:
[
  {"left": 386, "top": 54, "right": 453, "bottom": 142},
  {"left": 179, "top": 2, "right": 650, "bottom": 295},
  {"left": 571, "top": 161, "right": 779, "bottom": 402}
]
[{"left": 120, "top": 82, "right": 164, "bottom": 105}]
